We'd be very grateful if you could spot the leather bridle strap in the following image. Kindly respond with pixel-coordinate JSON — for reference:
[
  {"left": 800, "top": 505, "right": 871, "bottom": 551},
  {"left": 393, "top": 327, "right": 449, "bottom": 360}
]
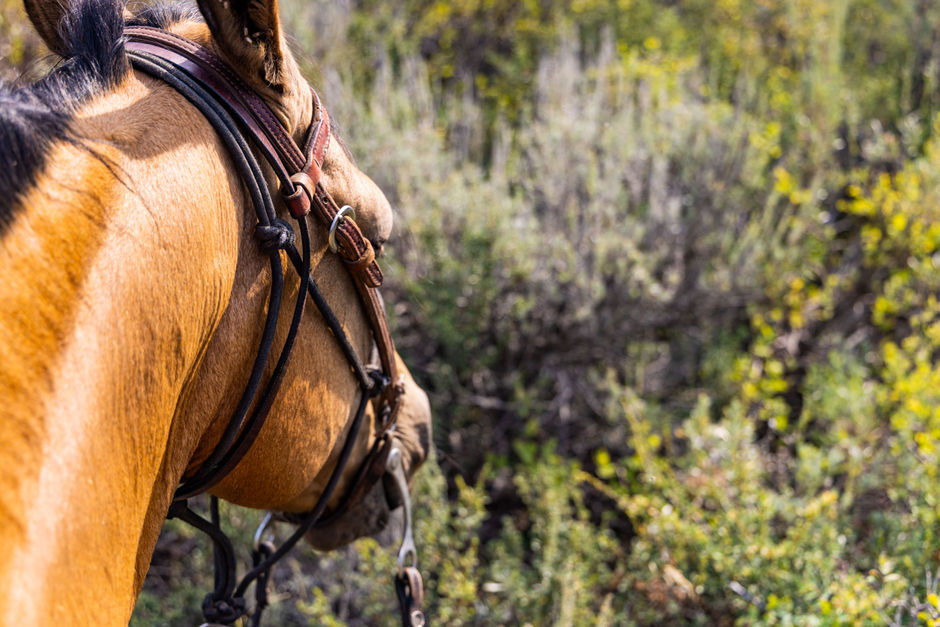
[
  {"left": 125, "top": 27, "right": 400, "bottom": 402},
  {"left": 125, "top": 27, "right": 403, "bottom": 497},
  {"left": 124, "top": 27, "right": 407, "bottom": 626}
]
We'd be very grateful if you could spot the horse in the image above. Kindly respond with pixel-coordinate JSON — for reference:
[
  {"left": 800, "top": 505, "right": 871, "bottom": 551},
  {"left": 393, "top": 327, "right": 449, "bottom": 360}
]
[{"left": 0, "top": 0, "right": 432, "bottom": 623}]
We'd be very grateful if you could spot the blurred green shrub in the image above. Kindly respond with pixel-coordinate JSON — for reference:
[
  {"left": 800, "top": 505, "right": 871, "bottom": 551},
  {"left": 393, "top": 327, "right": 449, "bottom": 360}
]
[
  {"left": 6, "top": 0, "right": 940, "bottom": 623},
  {"left": 328, "top": 0, "right": 940, "bottom": 622},
  {"left": 341, "top": 0, "right": 940, "bottom": 166}
]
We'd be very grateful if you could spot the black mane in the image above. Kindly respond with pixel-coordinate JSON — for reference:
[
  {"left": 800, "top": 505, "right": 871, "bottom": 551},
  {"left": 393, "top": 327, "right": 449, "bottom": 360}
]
[{"left": 0, "top": 0, "right": 199, "bottom": 225}]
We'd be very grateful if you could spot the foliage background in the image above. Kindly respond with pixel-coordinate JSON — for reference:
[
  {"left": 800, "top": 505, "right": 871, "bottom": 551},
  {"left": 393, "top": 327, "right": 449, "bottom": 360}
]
[{"left": 5, "top": 0, "right": 940, "bottom": 624}]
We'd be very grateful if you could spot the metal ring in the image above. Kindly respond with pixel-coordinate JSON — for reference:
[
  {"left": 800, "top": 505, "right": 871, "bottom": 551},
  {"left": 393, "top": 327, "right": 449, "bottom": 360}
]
[{"left": 328, "top": 205, "right": 357, "bottom": 253}]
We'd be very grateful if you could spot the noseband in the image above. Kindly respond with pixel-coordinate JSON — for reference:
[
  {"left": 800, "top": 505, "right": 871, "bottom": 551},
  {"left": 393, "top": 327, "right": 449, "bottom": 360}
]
[{"left": 124, "top": 27, "right": 424, "bottom": 627}]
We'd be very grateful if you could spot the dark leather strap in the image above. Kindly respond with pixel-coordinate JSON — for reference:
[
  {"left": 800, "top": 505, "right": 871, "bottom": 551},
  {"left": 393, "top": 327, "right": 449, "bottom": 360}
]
[
  {"left": 124, "top": 26, "right": 403, "bottom": 499},
  {"left": 126, "top": 27, "right": 309, "bottom": 171},
  {"left": 125, "top": 26, "right": 418, "bottom": 627},
  {"left": 125, "top": 27, "right": 386, "bottom": 289}
]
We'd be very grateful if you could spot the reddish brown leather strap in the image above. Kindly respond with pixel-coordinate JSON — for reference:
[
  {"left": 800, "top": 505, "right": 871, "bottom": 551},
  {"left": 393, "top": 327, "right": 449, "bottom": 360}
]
[
  {"left": 354, "top": 279, "right": 403, "bottom": 425},
  {"left": 126, "top": 28, "right": 300, "bottom": 177},
  {"left": 126, "top": 30, "right": 414, "bottom": 624},
  {"left": 125, "top": 27, "right": 385, "bottom": 288},
  {"left": 124, "top": 27, "right": 400, "bottom": 428}
]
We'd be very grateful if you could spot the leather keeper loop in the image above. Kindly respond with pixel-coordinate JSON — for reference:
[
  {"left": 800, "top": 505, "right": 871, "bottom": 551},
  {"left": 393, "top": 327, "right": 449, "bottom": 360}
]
[
  {"left": 291, "top": 171, "right": 315, "bottom": 198},
  {"left": 344, "top": 244, "right": 376, "bottom": 271},
  {"left": 364, "top": 266, "right": 384, "bottom": 288},
  {"left": 283, "top": 185, "right": 310, "bottom": 218},
  {"left": 284, "top": 171, "right": 317, "bottom": 218}
]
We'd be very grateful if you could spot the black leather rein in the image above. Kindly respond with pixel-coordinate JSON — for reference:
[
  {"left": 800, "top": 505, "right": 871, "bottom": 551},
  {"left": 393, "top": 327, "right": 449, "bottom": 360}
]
[{"left": 123, "top": 27, "right": 424, "bottom": 627}]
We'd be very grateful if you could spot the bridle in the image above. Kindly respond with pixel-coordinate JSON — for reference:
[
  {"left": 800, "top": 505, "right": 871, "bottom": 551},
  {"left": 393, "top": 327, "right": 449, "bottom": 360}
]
[{"left": 123, "top": 27, "right": 425, "bottom": 627}]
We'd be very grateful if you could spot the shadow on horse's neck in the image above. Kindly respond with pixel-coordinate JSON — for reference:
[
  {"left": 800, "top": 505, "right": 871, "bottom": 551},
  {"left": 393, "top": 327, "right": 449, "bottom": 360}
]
[{"left": 0, "top": 69, "right": 371, "bottom": 624}]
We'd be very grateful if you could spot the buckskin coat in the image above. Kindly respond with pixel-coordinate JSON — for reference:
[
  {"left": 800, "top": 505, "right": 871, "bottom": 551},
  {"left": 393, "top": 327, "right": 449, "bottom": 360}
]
[{"left": 0, "top": 0, "right": 431, "bottom": 623}]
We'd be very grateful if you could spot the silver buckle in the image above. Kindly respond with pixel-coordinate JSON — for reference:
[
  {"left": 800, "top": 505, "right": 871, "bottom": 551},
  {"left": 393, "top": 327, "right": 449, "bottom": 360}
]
[{"left": 328, "top": 205, "right": 357, "bottom": 253}]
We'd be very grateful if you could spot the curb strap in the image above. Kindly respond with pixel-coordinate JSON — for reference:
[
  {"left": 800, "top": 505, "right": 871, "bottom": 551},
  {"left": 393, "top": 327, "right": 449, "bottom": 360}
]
[
  {"left": 386, "top": 448, "right": 427, "bottom": 627},
  {"left": 249, "top": 531, "right": 275, "bottom": 627},
  {"left": 395, "top": 567, "right": 426, "bottom": 627}
]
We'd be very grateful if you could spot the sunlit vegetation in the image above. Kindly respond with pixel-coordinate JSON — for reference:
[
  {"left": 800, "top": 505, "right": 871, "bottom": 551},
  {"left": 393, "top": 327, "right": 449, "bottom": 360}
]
[{"left": 5, "top": 0, "right": 940, "bottom": 623}]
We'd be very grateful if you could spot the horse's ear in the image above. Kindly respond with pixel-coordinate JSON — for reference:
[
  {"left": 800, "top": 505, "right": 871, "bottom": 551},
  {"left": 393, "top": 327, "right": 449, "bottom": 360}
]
[
  {"left": 196, "top": 0, "right": 290, "bottom": 90},
  {"left": 23, "top": 0, "right": 69, "bottom": 55}
]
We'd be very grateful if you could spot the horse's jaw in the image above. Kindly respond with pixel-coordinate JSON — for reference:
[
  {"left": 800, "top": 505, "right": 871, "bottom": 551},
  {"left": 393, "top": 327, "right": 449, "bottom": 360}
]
[
  {"left": 299, "top": 369, "right": 432, "bottom": 551},
  {"left": 303, "top": 480, "right": 393, "bottom": 551}
]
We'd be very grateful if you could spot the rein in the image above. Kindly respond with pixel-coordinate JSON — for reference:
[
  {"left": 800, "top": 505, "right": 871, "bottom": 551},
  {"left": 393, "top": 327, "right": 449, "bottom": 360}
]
[{"left": 124, "top": 27, "right": 424, "bottom": 627}]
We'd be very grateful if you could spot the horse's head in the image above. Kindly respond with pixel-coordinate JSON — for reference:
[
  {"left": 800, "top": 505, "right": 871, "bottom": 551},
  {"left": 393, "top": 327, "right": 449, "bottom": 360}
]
[
  {"left": 0, "top": 0, "right": 431, "bottom": 620},
  {"left": 103, "top": 0, "right": 434, "bottom": 542}
]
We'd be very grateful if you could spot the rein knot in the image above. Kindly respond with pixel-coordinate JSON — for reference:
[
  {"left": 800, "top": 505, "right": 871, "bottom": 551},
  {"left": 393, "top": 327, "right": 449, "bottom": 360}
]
[
  {"left": 202, "top": 593, "right": 246, "bottom": 625},
  {"left": 367, "top": 368, "right": 390, "bottom": 398},
  {"left": 255, "top": 218, "right": 296, "bottom": 251}
]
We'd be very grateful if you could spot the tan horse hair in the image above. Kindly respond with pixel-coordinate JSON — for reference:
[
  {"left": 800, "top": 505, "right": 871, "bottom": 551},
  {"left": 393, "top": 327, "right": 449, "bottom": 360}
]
[{"left": 0, "top": 14, "right": 430, "bottom": 626}]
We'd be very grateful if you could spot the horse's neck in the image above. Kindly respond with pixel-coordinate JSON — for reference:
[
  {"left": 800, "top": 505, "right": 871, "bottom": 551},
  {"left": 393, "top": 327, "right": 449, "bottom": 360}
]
[{"left": 0, "top": 81, "right": 242, "bottom": 624}]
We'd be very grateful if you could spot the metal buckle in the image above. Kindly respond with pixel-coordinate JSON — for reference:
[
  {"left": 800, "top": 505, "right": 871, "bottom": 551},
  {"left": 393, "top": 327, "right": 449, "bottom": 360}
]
[
  {"left": 387, "top": 446, "right": 426, "bottom": 626},
  {"left": 328, "top": 205, "right": 357, "bottom": 253},
  {"left": 385, "top": 446, "right": 418, "bottom": 574}
]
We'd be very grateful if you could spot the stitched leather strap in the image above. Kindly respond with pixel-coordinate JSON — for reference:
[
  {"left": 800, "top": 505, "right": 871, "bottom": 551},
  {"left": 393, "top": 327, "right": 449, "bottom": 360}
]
[
  {"left": 124, "top": 26, "right": 402, "bottom": 491},
  {"left": 125, "top": 27, "right": 386, "bottom": 290}
]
